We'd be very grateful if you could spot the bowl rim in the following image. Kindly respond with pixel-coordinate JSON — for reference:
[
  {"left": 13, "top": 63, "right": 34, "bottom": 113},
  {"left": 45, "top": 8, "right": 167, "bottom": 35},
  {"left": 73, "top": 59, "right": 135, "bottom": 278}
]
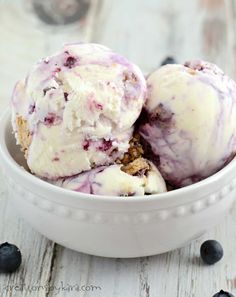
[{"left": 1, "top": 108, "right": 235, "bottom": 203}]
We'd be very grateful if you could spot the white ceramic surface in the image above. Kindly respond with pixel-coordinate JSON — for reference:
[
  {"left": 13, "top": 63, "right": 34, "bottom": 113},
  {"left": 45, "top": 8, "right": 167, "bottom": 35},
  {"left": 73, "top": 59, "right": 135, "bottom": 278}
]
[{"left": 0, "top": 110, "right": 236, "bottom": 258}]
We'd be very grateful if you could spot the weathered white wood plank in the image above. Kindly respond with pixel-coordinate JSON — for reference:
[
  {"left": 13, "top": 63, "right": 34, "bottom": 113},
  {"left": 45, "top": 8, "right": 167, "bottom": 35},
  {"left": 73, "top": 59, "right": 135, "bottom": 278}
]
[
  {"left": 0, "top": 173, "right": 55, "bottom": 297},
  {"left": 1, "top": 0, "right": 236, "bottom": 297},
  {"left": 225, "top": 0, "right": 236, "bottom": 78},
  {"left": 0, "top": 0, "right": 99, "bottom": 104},
  {"left": 92, "top": 0, "right": 234, "bottom": 75}
]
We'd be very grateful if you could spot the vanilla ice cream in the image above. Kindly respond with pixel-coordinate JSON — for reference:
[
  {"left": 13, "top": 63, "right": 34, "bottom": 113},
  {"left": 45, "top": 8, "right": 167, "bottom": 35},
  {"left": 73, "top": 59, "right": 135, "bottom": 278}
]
[
  {"left": 50, "top": 158, "right": 167, "bottom": 196},
  {"left": 12, "top": 43, "right": 146, "bottom": 179},
  {"left": 139, "top": 60, "right": 236, "bottom": 187}
]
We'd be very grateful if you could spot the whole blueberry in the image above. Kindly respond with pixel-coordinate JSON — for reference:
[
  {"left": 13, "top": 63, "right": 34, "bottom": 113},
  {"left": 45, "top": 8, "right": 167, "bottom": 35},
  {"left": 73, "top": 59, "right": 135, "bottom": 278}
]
[
  {"left": 200, "top": 240, "right": 223, "bottom": 265},
  {"left": 0, "top": 242, "right": 22, "bottom": 273},
  {"left": 160, "top": 56, "right": 176, "bottom": 66},
  {"left": 213, "top": 290, "right": 235, "bottom": 297}
]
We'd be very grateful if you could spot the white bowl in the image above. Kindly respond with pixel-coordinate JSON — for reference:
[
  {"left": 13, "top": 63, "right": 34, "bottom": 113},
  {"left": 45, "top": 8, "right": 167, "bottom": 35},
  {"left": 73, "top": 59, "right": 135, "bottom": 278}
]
[{"left": 0, "top": 110, "right": 236, "bottom": 258}]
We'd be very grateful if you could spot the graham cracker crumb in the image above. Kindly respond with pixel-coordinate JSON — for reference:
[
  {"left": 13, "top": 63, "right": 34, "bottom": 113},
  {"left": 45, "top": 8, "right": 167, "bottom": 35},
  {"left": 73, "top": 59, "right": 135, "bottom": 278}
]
[
  {"left": 119, "top": 133, "right": 144, "bottom": 165},
  {"left": 16, "top": 116, "right": 31, "bottom": 157},
  {"left": 188, "top": 69, "right": 197, "bottom": 75},
  {"left": 121, "top": 158, "right": 150, "bottom": 176}
]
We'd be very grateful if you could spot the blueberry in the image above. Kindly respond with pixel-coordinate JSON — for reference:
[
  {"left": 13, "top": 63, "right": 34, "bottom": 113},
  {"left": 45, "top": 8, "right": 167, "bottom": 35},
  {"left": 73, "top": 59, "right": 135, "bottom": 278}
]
[
  {"left": 213, "top": 290, "right": 235, "bottom": 297},
  {"left": 0, "top": 242, "right": 22, "bottom": 273},
  {"left": 160, "top": 56, "right": 176, "bottom": 66},
  {"left": 64, "top": 56, "right": 77, "bottom": 68},
  {"left": 200, "top": 240, "right": 223, "bottom": 265}
]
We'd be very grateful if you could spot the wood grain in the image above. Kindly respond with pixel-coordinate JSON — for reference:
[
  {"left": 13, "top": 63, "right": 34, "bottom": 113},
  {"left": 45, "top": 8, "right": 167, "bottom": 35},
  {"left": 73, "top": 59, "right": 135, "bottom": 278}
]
[
  {"left": 0, "top": 0, "right": 99, "bottom": 104},
  {"left": 1, "top": 0, "right": 236, "bottom": 296},
  {"left": 0, "top": 177, "right": 55, "bottom": 297},
  {"left": 93, "top": 0, "right": 234, "bottom": 75}
]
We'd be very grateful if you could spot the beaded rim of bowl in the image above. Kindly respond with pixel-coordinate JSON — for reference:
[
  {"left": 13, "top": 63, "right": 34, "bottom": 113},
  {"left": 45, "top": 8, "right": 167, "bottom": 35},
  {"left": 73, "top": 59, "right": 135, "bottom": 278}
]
[{"left": 6, "top": 176, "right": 236, "bottom": 224}]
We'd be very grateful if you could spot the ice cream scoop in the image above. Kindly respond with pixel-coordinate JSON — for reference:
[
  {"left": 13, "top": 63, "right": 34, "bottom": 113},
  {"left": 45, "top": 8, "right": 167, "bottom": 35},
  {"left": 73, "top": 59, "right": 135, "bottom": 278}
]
[
  {"left": 12, "top": 43, "right": 146, "bottom": 179},
  {"left": 50, "top": 158, "right": 167, "bottom": 196},
  {"left": 139, "top": 60, "right": 236, "bottom": 187}
]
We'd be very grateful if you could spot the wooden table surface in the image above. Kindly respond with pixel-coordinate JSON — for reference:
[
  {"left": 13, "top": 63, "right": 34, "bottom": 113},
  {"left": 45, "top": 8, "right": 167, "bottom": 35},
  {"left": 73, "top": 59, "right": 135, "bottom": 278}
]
[{"left": 1, "top": 0, "right": 236, "bottom": 296}]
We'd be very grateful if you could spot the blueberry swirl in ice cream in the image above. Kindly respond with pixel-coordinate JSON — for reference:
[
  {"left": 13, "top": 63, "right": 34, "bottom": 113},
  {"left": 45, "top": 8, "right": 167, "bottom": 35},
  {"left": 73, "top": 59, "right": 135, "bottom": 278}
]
[
  {"left": 139, "top": 60, "right": 236, "bottom": 187},
  {"left": 50, "top": 158, "right": 167, "bottom": 196}
]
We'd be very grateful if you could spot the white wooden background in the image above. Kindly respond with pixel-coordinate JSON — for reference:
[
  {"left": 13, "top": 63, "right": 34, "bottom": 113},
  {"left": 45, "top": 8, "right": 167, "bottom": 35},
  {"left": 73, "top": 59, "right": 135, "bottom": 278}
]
[{"left": 0, "top": 0, "right": 236, "bottom": 296}]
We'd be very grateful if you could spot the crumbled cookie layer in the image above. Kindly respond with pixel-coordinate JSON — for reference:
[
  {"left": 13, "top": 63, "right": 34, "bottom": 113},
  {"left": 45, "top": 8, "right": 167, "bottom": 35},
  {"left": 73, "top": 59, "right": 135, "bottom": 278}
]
[
  {"left": 16, "top": 116, "right": 31, "bottom": 157},
  {"left": 118, "top": 133, "right": 144, "bottom": 165},
  {"left": 121, "top": 157, "right": 150, "bottom": 176}
]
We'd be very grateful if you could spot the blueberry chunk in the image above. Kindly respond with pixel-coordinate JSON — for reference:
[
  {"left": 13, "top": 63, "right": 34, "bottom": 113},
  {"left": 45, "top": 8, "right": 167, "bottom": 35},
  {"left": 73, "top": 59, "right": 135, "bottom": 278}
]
[
  {"left": 160, "top": 56, "right": 176, "bottom": 66},
  {"left": 0, "top": 242, "right": 22, "bottom": 273},
  {"left": 64, "top": 56, "right": 77, "bottom": 68},
  {"left": 212, "top": 290, "right": 235, "bottom": 297},
  {"left": 200, "top": 240, "right": 223, "bottom": 265}
]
